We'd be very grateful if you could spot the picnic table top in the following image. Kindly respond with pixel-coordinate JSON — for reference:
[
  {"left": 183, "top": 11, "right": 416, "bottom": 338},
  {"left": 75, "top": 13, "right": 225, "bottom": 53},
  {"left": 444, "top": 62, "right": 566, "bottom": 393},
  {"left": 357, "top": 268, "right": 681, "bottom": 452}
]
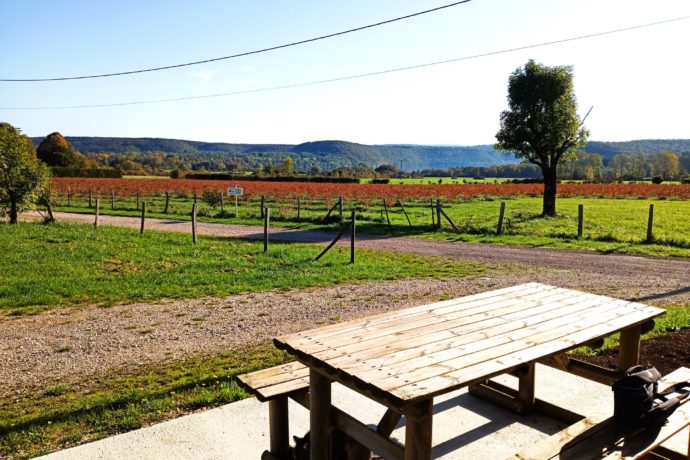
[{"left": 274, "top": 283, "right": 665, "bottom": 407}]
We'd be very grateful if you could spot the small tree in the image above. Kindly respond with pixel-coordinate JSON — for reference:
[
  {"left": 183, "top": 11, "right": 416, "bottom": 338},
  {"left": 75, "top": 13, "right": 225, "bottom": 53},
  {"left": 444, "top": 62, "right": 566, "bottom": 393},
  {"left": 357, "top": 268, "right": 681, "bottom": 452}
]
[
  {"left": 0, "top": 122, "right": 50, "bottom": 223},
  {"left": 495, "top": 60, "right": 589, "bottom": 216}
]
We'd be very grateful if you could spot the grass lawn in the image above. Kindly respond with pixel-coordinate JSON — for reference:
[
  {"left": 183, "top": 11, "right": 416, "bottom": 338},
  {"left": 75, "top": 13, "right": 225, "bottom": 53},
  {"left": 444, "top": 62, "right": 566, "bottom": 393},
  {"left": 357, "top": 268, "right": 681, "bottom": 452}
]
[
  {"left": 0, "top": 345, "right": 287, "bottom": 459},
  {"left": 0, "top": 222, "right": 485, "bottom": 313}
]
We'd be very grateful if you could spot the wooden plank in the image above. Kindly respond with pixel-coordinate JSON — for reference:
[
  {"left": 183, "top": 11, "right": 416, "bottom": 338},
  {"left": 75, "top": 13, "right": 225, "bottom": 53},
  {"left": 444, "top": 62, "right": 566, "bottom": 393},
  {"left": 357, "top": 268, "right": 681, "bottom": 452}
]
[
  {"left": 337, "top": 294, "right": 623, "bottom": 386},
  {"left": 332, "top": 409, "right": 404, "bottom": 460},
  {"left": 601, "top": 401, "right": 690, "bottom": 459},
  {"left": 288, "top": 287, "right": 586, "bottom": 358},
  {"left": 324, "top": 290, "right": 612, "bottom": 369},
  {"left": 318, "top": 288, "right": 590, "bottom": 364},
  {"left": 255, "top": 376, "right": 310, "bottom": 401},
  {"left": 391, "top": 306, "right": 663, "bottom": 401},
  {"left": 511, "top": 417, "right": 610, "bottom": 459},
  {"left": 404, "top": 399, "right": 433, "bottom": 460},
  {"left": 281, "top": 284, "right": 551, "bottom": 352},
  {"left": 237, "top": 361, "right": 307, "bottom": 389},
  {"left": 278, "top": 283, "right": 550, "bottom": 345},
  {"left": 369, "top": 299, "right": 639, "bottom": 391}
]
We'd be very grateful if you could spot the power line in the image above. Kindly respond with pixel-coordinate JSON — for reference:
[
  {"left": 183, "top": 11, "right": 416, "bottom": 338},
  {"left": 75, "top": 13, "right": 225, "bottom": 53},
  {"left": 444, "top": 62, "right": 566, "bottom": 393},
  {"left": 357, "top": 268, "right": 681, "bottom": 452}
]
[
  {"left": 0, "top": 0, "right": 472, "bottom": 82},
  {"left": 2, "top": 14, "right": 688, "bottom": 110}
]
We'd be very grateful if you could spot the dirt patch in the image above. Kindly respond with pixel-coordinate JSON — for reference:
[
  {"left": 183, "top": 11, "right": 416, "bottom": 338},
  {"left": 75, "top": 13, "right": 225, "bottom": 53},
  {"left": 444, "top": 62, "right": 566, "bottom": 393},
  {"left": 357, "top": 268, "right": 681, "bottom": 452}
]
[{"left": 579, "top": 328, "right": 690, "bottom": 376}]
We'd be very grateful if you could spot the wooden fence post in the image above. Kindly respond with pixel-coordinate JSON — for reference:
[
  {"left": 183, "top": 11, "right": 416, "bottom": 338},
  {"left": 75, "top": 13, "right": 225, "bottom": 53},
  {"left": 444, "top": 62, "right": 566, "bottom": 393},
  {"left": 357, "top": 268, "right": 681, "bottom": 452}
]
[
  {"left": 94, "top": 198, "right": 100, "bottom": 228},
  {"left": 263, "top": 207, "right": 270, "bottom": 253},
  {"left": 193, "top": 190, "right": 197, "bottom": 204},
  {"left": 260, "top": 195, "right": 265, "bottom": 219},
  {"left": 436, "top": 200, "right": 442, "bottom": 230},
  {"left": 577, "top": 204, "right": 584, "bottom": 239},
  {"left": 136, "top": 191, "right": 140, "bottom": 211},
  {"left": 430, "top": 199, "right": 435, "bottom": 227},
  {"left": 397, "top": 199, "right": 412, "bottom": 227},
  {"left": 111, "top": 190, "right": 115, "bottom": 209},
  {"left": 497, "top": 201, "right": 506, "bottom": 235},
  {"left": 140, "top": 202, "right": 146, "bottom": 234},
  {"left": 191, "top": 203, "right": 197, "bottom": 244},
  {"left": 383, "top": 199, "right": 391, "bottom": 226},
  {"left": 164, "top": 191, "right": 170, "bottom": 214},
  {"left": 297, "top": 197, "right": 301, "bottom": 221},
  {"left": 67, "top": 186, "right": 71, "bottom": 207},
  {"left": 646, "top": 203, "right": 654, "bottom": 243},
  {"left": 350, "top": 210, "right": 356, "bottom": 264},
  {"left": 338, "top": 196, "right": 343, "bottom": 221}
]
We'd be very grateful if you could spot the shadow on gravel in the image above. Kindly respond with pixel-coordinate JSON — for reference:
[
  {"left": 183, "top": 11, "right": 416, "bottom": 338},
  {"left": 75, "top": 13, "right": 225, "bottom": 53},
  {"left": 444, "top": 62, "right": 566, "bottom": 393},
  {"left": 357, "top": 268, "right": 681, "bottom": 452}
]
[{"left": 631, "top": 286, "right": 690, "bottom": 302}]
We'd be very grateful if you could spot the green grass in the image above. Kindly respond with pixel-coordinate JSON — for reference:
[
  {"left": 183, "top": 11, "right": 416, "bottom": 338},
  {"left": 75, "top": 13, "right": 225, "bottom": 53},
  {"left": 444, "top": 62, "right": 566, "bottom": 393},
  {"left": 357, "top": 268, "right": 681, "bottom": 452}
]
[
  {"left": 54, "top": 192, "right": 690, "bottom": 257},
  {"left": 0, "top": 222, "right": 485, "bottom": 312},
  {"left": 0, "top": 346, "right": 288, "bottom": 460}
]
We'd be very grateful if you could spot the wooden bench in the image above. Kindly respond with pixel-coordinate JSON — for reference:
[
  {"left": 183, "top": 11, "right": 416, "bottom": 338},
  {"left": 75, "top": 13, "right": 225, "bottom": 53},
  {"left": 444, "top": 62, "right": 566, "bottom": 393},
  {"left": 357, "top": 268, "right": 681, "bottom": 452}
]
[
  {"left": 512, "top": 367, "right": 690, "bottom": 460},
  {"left": 239, "top": 362, "right": 404, "bottom": 459},
  {"left": 237, "top": 361, "right": 310, "bottom": 460}
]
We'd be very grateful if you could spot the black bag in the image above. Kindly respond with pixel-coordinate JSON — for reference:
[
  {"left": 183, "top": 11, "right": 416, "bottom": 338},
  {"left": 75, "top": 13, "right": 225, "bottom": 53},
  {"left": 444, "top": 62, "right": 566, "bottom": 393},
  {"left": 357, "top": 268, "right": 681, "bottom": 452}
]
[{"left": 612, "top": 365, "right": 690, "bottom": 427}]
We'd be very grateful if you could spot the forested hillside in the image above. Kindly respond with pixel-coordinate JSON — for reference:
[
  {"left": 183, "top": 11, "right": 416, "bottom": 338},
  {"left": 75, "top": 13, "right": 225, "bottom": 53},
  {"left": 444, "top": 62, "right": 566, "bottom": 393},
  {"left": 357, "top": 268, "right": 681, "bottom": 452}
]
[
  {"left": 585, "top": 139, "right": 690, "bottom": 159},
  {"left": 30, "top": 137, "right": 516, "bottom": 172},
  {"left": 29, "top": 136, "right": 690, "bottom": 176}
]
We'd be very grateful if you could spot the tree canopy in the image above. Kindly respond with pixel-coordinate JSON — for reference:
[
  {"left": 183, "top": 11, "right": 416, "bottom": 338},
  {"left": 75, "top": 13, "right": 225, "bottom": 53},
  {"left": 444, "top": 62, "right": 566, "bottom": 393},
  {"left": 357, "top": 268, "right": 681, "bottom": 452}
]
[
  {"left": 0, "top": 122, "right": 50, "bottom": 223},
  {"left": 37, "top": 132, "right": 86, "bottom": 168},
  {"left": 495, "top": 59, "right": 588, "bottom": 216}
]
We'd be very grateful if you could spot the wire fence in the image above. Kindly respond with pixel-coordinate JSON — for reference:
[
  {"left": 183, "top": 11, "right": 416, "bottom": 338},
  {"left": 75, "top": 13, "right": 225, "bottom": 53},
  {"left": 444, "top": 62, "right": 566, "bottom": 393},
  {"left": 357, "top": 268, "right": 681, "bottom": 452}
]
[{"left": 52, "top": 189, "right": 690, "bottom": 248}]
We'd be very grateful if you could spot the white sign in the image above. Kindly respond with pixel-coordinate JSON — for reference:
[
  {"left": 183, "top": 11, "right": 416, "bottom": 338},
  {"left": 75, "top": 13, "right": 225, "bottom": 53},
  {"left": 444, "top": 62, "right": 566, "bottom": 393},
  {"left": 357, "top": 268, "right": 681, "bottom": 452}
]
[{"left": 227, "top": 187, "right": 244, "bottom": 196}]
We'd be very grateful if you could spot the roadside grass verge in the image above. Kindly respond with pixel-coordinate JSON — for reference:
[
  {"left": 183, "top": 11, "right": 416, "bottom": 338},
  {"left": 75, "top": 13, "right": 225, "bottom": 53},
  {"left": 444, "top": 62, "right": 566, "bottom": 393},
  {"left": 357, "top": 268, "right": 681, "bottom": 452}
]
[
  {"left": 0, "top": 222, "right": 486, "bottom": 313},
  {"left": 0, "top": 346, "right": 288, "bottom": 459}
]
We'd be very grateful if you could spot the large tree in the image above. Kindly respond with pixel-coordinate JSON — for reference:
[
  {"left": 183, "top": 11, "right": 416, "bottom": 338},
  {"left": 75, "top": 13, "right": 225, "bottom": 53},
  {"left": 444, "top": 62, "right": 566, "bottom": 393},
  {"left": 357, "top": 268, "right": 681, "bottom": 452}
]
[
  {"left": 495, "top": 60, "right": 589, "bottom": 216},
  {"left": 36, "top": 131, "right": 85, "bottom": 168},
  {"left": 0, "top": 122, "right": 50, "bottom": 223}
]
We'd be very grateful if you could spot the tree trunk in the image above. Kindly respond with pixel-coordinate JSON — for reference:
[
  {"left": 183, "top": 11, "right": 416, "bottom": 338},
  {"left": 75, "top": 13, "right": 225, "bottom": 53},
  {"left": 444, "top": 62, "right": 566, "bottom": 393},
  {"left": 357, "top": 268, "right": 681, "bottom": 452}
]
[
  {"left": 542, "top": 167, "right": 557, "bottom": 217},
  {"left": 9, "top": 198, "right": 18, "bottom": 224}
]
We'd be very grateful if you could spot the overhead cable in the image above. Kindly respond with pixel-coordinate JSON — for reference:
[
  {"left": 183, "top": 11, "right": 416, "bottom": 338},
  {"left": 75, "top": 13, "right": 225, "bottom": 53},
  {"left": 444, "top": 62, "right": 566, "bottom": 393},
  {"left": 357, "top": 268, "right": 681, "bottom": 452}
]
[
  {"left": 0, "top": 0, "right": 472, "bottom": 82},
  {"left": 2, "top": 14, "right": 688, "bottom": 110}
]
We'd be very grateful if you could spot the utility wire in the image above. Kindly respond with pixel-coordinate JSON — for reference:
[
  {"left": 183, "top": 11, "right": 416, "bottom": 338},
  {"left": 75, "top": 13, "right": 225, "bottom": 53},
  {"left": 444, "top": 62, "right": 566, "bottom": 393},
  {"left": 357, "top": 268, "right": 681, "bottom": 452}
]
[
  {"left": 0, "top": 0, "right": 472, "bottom": 82},
  {"left": 2, "top": 14, "right": 688, "bottom": 110}
]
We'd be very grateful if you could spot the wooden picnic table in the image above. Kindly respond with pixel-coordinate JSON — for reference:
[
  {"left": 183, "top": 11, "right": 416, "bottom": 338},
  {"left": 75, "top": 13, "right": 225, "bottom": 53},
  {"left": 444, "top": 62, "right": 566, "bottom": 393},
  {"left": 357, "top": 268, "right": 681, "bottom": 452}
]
[{"left": 273, "top": 282, "right": 665, "bottom": 460}]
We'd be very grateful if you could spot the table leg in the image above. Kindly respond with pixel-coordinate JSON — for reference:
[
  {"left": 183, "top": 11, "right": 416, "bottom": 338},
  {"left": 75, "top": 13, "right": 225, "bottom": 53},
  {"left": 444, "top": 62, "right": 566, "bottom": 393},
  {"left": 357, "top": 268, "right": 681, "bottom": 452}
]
[
  {"left": 518, "top": 362, "right": 536, "bottom": 413},
  {"left": 404, "top": 399, "right": 433, "bottom": 460},
  {"left": 310, "top": 369, "right": 332, "bottom": 460},
  {"left": 618, "top": 325, "right": 641, "bottom": 372},
  {"left": 268, "top": 397, "right": 290, "bottom": 458}
]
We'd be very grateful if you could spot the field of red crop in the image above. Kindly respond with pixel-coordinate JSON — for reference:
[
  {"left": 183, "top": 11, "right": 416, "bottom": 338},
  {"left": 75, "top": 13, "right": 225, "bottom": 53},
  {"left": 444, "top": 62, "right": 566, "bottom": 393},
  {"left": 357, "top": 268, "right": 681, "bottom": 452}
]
[{"left": 51, "top": 178, "right": 690, "bottom": 201}]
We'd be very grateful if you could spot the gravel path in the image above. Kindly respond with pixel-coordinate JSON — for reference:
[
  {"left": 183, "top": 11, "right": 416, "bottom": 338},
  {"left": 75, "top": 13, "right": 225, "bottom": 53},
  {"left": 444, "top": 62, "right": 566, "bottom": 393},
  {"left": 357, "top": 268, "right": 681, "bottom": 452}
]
[{"left": 3, "top": 212, "right": 688, "bottom": 400}]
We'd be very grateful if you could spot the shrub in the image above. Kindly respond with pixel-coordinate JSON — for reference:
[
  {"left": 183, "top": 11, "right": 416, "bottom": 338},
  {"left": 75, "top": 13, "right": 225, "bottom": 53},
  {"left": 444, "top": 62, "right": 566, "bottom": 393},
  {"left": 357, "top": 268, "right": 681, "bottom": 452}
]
[{"left": 651, "top": 175, "right": 663, "bottom": 184}]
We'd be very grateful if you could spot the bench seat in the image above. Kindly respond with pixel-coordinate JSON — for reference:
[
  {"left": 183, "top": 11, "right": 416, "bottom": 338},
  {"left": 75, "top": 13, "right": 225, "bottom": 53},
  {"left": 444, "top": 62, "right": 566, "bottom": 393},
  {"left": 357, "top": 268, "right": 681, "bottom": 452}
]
[
  {"left": 237, "top": 361, "right": 309, "bottom": 402},
  {"left": 512, "top": 367, "right": 690, "bottom": 460}
]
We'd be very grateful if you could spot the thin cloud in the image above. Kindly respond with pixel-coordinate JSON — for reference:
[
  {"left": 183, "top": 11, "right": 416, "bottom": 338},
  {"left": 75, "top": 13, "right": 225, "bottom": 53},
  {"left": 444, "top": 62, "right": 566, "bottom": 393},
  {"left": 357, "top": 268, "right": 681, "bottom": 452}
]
[
  {"left": 191, "top": 70, "right": 220, "bottom": 81},
  {"left": 240, "top": 65, "right": 254, "bottom": 72}
]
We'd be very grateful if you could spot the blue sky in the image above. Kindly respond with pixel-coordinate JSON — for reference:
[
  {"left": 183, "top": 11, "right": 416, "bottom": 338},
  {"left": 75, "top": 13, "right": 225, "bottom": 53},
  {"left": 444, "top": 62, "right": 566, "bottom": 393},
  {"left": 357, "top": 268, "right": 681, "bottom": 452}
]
[{"left": 1, "top": 0, "right": 689, "bottom": 145}]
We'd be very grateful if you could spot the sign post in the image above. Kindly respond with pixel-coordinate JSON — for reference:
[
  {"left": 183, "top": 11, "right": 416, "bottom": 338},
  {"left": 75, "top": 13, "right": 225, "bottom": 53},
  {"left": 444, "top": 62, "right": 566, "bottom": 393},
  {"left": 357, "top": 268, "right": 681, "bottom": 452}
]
[{"left": 227, "top": 186, "right": 244, "bottom": 218}]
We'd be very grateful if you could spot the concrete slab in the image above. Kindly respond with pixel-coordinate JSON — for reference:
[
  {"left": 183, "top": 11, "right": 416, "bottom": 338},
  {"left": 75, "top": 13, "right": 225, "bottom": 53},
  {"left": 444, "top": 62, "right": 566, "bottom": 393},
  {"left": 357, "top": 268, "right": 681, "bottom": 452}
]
[{"left": 38, "top": 365, "right": 687, "bottom": 459}]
